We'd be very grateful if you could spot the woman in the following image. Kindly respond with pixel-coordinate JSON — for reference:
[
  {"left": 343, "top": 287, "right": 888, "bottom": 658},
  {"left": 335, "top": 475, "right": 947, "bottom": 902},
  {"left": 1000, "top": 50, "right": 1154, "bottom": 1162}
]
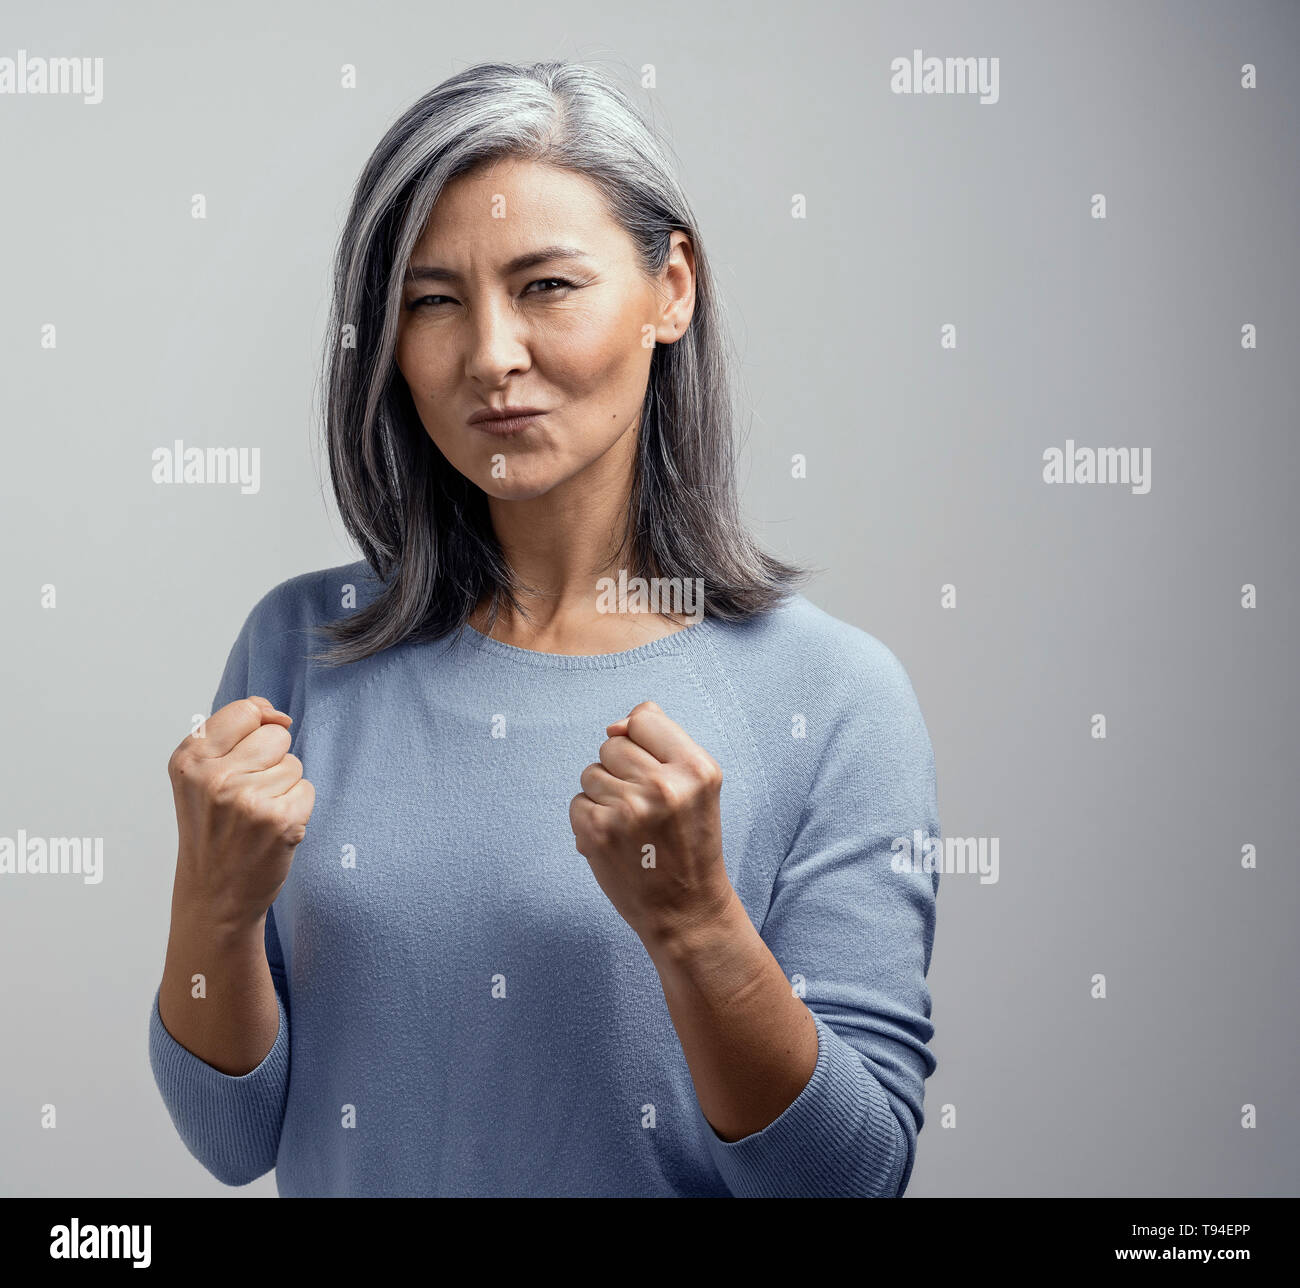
[{"left": 149, "top": 60, "right": 942, "bottom": 1198}]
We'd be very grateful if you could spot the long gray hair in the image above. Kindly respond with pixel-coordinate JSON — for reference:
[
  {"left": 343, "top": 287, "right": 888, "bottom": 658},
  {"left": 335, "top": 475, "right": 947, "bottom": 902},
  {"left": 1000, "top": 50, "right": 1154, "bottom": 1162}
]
[{"left": 312, "top": 59, "right": 807, "bottom": 666}]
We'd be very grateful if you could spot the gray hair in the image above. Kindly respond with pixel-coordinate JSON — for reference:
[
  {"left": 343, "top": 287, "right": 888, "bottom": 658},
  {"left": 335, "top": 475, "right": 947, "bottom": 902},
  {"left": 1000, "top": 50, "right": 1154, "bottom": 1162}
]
[{"left": 312, "top": 59, "right": 807, "bottom": 666}]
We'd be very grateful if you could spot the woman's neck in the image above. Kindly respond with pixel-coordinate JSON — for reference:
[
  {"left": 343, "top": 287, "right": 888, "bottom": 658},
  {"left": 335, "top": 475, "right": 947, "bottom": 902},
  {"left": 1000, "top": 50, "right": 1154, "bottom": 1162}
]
[{"left": 467, "top": 589, "right": 694, "bottom": 655}]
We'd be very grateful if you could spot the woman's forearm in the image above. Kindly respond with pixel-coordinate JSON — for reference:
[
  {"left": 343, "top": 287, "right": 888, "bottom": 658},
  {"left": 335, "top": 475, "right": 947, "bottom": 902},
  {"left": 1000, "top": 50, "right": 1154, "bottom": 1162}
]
[
  {"left": 643, "top": 887, "right": 820, "bottom": 1143},
  {"left": 157, "top": 881, "right": 280, "bottom": 1077}
]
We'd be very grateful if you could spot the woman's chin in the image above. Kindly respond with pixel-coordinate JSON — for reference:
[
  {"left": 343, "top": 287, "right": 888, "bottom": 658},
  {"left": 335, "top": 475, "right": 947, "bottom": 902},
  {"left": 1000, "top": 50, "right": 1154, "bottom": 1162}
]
[{"left": 477, "top": 473, "right": 564, "bottom": 502}]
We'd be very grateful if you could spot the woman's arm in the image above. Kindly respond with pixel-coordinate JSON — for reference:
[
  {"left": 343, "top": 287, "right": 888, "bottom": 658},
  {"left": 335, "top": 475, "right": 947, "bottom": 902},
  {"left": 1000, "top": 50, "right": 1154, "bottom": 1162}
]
[
  {"left": 574, "top": 660, "right": 940, "bottom": 1198},
  {"left": 573, "top": 699, "right": 828, "bottom": 1140},
  {"left": 150, "top": 689, "right": 312, "bottom": 1185},
  {"left": 157, "top": 695, "right": 311, "bottom": 1071},
  {"left": 150, "top": 579, "right": 319, "bottom": 1185},
  {"left": 157, "top": 899, "right": 280, "bottom": 1076},
  {"left": 640, "top": 889, "right": 819, "bottom": 1143}
]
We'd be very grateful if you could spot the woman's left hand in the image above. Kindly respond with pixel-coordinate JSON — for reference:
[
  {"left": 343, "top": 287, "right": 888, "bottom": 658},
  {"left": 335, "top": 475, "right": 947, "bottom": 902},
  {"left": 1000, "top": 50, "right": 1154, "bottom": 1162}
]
[{"left": 570, "top": 700, "right": 735, "bottom": 948}]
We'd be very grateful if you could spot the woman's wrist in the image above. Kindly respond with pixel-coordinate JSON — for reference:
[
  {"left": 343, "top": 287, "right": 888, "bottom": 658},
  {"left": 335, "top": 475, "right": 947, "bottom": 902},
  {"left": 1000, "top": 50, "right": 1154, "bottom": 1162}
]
[
  {"left": 169, "top": 860, "right": 268, "bottom": 947},
  {"left": 640, "top": 881, "right": 747, "bottom": 967}
]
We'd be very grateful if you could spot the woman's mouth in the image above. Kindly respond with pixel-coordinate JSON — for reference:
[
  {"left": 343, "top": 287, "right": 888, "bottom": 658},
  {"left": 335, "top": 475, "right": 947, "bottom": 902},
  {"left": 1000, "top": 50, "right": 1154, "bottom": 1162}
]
[{"left": 469, "top": 412, "right": 547, "bottom": 435}]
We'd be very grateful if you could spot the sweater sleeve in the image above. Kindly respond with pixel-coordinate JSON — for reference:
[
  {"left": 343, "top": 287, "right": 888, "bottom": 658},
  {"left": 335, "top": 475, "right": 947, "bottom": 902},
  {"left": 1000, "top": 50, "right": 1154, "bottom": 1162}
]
[
  {"left": 148, "top": 910, "right": 291, "bottom": 1186},
  {"left": 693, "top": 635, "right": 941, "bottom": 1197},
  {"left": 148, "top": 578, "right": 308, "bottom": 1186}
]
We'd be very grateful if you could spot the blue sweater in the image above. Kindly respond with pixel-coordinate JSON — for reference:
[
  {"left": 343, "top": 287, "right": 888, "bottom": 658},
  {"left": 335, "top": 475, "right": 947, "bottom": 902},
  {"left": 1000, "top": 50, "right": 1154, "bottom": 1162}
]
[{"left": 149, "top": 560, "right": 941, "bottom": 1197}]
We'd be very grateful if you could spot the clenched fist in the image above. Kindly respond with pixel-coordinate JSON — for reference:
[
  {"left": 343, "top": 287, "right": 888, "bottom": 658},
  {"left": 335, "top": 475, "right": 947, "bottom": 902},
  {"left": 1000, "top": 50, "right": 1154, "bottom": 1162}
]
[
  {"left": 167, "top": 696, "right": 315, "bottom": 934},
  {"left": 570, "top": 700, "right": 733, "bottom": 948}
]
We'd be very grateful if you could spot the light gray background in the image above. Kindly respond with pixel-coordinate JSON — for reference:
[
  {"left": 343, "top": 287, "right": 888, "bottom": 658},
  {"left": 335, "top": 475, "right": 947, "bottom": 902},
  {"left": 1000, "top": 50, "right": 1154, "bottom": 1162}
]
[{"left": 1, "top": 0, "right": 1296, "bottom": 1197}]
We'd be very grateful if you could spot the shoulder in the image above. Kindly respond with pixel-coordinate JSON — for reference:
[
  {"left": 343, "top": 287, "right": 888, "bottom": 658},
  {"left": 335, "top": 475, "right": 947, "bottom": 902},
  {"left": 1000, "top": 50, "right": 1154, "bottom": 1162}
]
[
  {"left": 702, "top": 592, "right": 925, "bottom": 721},
  {"left": 210, "top": 559, "right": 383, "bottom": 726},
  {"left": 696, "top": 591, "right": 936, "bottom": 817},
  {"left": 240, "top": 558, "right": 383, "bottom": 635},
  {"left": 692, "top": 592, "right": 939, "bottom": 882}
]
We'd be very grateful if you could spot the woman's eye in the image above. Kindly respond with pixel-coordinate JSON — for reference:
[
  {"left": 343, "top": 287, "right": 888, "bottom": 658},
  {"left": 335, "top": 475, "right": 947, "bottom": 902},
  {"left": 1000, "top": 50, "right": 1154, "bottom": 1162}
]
[
  {"left": 524, "top": 277, "right": 576, "bottom": 296},
  {"left": 406, "top": 279, "right": 578, "bottom": 311}
]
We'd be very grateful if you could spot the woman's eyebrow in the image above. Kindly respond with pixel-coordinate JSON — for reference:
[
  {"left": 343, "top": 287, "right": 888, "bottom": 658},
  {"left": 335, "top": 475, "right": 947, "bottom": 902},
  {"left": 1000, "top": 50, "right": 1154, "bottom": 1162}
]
[{"left": 405, "top": 246, "right": 592, "bottom": 284}]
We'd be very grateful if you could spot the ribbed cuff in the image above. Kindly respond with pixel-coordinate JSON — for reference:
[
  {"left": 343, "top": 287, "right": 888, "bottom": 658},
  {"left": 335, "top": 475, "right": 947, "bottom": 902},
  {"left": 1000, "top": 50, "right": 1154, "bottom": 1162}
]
[
  {"left": 148, "top": 983, "right": 290, "bottom": 1186},
  {"left": 694, "top": 1010, "right": 905, "bottom": 1197}
]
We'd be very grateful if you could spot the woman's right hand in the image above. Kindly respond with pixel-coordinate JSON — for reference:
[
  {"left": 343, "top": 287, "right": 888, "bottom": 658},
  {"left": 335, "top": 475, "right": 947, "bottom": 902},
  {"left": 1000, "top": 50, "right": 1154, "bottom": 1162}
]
[{"left": 167, "top": 696, "right": 315, "bottom": 933}]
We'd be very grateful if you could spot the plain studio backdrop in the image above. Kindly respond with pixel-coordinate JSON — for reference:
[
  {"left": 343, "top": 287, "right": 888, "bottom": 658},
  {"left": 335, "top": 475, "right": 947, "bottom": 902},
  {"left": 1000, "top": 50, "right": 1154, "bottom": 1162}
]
[{"left": 0, "top": 0, "right": 1296, "bottom": 1197}]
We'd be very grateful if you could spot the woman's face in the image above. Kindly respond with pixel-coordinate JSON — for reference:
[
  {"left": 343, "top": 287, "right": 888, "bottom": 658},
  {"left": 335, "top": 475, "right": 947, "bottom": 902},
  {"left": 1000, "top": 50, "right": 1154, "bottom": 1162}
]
[{"left": 395, "top": 157, "right": 693, "bottom": 501}]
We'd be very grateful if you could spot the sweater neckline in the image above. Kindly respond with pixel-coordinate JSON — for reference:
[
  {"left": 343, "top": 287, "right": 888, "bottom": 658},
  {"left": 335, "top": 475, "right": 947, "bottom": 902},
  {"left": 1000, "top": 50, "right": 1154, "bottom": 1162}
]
[{"left": 457, "top": 615, "right": 713, "bottom": 670}]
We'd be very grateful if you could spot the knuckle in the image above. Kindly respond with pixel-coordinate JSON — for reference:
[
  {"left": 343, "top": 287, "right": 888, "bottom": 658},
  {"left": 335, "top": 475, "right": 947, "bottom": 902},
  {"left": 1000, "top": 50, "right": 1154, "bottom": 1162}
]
[
  {"left": 689, "top": 754, "right": 722, "bottom": 787},
  {"left": 612, "top": 802, "right": 638, "bottom": 834},
  {"left": 649, "top": 774, "right": 680, "bottom": 809},
  {"left": 281, "top": 785, "right": 315, "bottom": 838},
  {"left": 236, "top": 786, "right": 269, "bottom": 818},
  {"left": 208, "top": 770, "right": 239, "bottom": 805},
  {"left": 167, "top": 744, "right": 192, "bottom": 778},
  {"left": 281, "top": 815, "right": 308, "bottom": 847}
]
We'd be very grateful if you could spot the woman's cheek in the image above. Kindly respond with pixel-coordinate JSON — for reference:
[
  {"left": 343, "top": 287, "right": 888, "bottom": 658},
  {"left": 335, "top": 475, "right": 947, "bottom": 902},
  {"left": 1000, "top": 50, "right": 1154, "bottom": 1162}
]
[{"left": 553, "top": 318, "right": 653, "bottom": 417}]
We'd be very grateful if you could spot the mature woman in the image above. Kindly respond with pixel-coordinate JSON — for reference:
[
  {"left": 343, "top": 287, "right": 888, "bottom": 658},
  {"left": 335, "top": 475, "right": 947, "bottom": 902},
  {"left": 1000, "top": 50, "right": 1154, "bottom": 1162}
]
[{"left": 149, "top": 60, "right": 941, "bottom": 1198}]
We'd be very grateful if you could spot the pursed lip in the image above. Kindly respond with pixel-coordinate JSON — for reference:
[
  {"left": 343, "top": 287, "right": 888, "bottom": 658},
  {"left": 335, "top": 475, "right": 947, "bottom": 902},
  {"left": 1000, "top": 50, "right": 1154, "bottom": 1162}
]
[{"left": 467, "top": 405, "right": 548, "bottom": 425}]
